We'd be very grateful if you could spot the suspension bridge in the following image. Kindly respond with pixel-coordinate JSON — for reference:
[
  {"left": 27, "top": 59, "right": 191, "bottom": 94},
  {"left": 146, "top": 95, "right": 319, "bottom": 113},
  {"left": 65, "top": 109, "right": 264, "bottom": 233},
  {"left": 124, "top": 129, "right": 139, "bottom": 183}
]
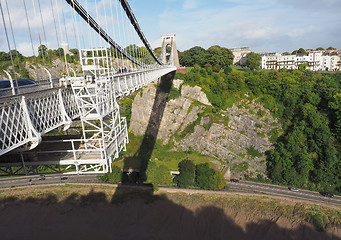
[{"left": 0, "top": 0, "right": 178, "bottom": 175}]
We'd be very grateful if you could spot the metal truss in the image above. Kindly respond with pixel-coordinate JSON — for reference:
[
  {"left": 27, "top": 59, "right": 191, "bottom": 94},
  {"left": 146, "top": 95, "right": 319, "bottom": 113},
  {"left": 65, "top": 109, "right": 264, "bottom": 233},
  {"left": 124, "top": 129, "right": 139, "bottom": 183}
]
[
  {"left": 0, "top": 87, "right": 80, "bottom": 156},
  {"left": 0, "top": 66, "right": 175, "bottom": 175}
]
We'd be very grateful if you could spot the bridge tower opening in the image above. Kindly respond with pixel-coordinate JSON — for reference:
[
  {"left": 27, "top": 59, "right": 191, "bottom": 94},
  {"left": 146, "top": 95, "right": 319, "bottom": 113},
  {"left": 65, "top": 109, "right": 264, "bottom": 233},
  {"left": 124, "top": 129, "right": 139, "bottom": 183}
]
[{"left": 160, "top": 34, "right": 180, "bottom": 68}]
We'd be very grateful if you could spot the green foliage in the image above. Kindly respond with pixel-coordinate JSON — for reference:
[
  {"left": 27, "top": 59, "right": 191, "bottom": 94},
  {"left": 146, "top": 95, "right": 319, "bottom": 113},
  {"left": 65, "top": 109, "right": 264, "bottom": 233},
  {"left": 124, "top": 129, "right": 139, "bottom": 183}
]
[
  {"left": 174, "top": 72, "right": 185, "bottom": 79},
  {"left": 146, "top": 162, "right": 172, "bottom": 186},
  {"left": 245, "top": 52, "right": 261, "bottom": 70},
  {"left": 195, "top": 163, "right": 215, "bottom": 189},
  {"left": 180, "top": 46, "right": 207, "bottom": 67},
  {"left": 38, "top": 44, "right": 48, "bottom": 59},
  {"left": 297, "top": 48, "right": 307, "bottom": 54},
  {"left": 234, "top": 161, "right": 250, "bottom": 171},
  {"left": 119, "top": 93, "right": 137, "bottom": 127},
  {"left": 180, "top": 62, "right": 341, "bottom": 193},
  {"left": 308, "top": 213, "right": 325, "bottom": 232},
  {"left": 179, "top": 45, "right": 233, "bottom": 68},
  {"left": 168, "top": 85, "right": 181, "bottom": 101},
  {"left": 97, "top": 166, "right": 122, "bottom": 183},
  {"left": 206, "top": 45, "right": 234, "bottom": 67},
  {"left": 246, "top": 146, "right": 263, "bottom": 158},
  {"left": 174, "top": 159, "right": 195, "bottom": 188}
]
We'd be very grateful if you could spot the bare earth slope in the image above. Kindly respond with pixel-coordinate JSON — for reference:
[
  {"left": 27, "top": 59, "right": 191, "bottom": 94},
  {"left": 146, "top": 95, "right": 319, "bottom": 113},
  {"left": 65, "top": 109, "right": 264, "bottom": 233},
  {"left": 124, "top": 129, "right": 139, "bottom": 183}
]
[{"left": 0, "top": 185, "right": 340, "bottom": 240}]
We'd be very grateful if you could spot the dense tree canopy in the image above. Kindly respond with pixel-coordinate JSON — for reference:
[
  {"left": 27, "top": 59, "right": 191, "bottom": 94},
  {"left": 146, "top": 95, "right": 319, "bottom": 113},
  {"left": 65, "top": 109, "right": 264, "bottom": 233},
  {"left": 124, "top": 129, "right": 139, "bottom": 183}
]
[
  {"left": 245, "top": 52, "right": 261, "bottom": 70},
  {"left": 174, "top": 159, "right": 195, "bottom": 188},
  {"left": 179, "top": 45, "right": 233, "bottom": 68},
  {"left": 179, "top": 63, "right": 341, "bottom": 193}
]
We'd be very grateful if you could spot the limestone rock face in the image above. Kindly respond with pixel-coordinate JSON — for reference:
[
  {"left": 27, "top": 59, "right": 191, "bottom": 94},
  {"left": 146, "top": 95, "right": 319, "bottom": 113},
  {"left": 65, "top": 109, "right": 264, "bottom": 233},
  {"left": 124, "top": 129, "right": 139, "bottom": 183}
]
[
  {"left": 181, "top": 85, "right": 212, "bottom": 106},
  {"left": 129, "top": 81, "right": 281, "bottom": 177},
  {"left": 129, "top": 82, "right": 208, "bottom": 144},
  {"left": 129, "top": 84, "right": 156, "bottom": 136}
]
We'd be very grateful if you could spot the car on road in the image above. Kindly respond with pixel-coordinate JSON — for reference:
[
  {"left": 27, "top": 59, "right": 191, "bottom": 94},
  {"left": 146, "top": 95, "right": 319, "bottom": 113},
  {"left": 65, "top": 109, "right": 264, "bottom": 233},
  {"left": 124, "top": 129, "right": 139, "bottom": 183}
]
[
  {"left": 0, "top": 78, "right": 40, "bottom": 97},
  {"left": 288, "top": 187, "right": 299, "bottom": 192},
  {"left": 230, "top": 179, "right": 239, "bottom": 183},
  {"left": 320, "top": 192, "right": 334, "bottom": 198}
]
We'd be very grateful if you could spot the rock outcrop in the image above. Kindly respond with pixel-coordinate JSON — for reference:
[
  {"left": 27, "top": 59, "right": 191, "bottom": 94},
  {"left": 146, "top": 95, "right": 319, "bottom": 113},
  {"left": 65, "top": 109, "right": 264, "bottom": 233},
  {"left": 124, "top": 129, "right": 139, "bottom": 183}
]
[{"left": 129, "top": 80, "right": 281, "bottom": 178}]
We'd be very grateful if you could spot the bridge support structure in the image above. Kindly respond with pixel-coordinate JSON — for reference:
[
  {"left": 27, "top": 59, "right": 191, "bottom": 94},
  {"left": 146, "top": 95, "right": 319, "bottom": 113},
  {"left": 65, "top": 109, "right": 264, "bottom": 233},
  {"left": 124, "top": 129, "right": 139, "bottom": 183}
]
[{"left": 160, "top": 34, "right": 180, "bottom": 67}]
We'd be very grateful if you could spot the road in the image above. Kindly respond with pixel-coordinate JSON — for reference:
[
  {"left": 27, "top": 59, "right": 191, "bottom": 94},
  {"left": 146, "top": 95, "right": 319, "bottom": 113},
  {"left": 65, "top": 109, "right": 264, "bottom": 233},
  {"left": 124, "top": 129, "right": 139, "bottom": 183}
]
[
  {"left": 1, "top": 174, "right": 340, "bottom": 208},
  {"left": 0, "top": 174, "right": 100, "bottom": 189},
  {"left": 228, "top": 180, "right": 341, "bottom": 207}
]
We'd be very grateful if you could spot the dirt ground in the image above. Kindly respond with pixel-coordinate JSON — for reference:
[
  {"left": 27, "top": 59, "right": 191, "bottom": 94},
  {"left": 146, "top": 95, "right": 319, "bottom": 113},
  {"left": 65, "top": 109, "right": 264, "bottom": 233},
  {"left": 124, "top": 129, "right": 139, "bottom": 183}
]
[{"left": 0, "top": 184, "right": 340, "bottom": 240}]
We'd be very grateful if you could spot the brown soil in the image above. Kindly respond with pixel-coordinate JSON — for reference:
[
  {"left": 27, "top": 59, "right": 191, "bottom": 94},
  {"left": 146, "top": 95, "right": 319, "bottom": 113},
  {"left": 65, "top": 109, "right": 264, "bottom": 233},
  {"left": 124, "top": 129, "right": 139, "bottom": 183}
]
[{"left": 0, "top": 184, "right": 340, "bottom": 240}]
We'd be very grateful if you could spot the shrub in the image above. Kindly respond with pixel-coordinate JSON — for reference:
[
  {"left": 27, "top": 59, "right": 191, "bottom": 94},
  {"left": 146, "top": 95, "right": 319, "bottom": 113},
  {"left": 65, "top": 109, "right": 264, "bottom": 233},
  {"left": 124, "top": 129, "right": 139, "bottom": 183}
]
[
  {"left": 97, "top": 166, "right": 122, "bottom": 183},
  {"left": 308, "top": 213, "right": 325, "bottom": 232},
  {"left": 174, "top": 159, "right": 195, "bottom": 188},
  {"left": 195, "top": 163, "right": 226, "bottom": 190},
  {"left": 246, "top": 146, "right": 263, "bottom": 158},
  {"left": 147, "top": 162, "right": 172, "bottom": 186}
]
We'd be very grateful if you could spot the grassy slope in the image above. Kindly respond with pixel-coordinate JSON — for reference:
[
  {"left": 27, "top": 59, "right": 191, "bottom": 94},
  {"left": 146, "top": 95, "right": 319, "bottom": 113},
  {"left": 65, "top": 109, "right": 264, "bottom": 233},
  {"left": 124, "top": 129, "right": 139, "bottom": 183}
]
[{"left": 113, "top": 133, "right": 215, "bottom": 171}]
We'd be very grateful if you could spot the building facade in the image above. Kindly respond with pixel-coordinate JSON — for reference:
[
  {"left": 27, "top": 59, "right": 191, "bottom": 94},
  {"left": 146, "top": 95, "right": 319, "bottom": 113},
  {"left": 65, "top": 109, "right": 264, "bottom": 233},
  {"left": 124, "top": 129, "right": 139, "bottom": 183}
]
[
  {"left": 261, "top": 50, "right": 341, "bottom": 71},
  {"left": 230, "top": 47, "right": 251, "bottom": 65}
]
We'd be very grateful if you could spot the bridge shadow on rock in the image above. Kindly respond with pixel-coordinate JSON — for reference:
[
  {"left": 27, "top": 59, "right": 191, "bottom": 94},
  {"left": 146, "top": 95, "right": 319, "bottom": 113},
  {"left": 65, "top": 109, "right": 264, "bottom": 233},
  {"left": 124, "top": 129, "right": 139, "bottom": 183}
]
[
  {"left": 0, "top": 186, "right": 340, "bottom": 240},
  {"left": 122, "top": 71, "right": 175, "bottom": 183}
]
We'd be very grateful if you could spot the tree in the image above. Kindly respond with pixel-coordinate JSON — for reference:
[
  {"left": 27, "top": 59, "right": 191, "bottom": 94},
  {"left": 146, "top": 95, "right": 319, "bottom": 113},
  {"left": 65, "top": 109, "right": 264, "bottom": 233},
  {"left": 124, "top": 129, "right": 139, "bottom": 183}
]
[
  {"left": 195, "top": 163, "right": 226, "bottom": 190},
  {"left": 10, "top": 50, "right": 23, "bottom": 61},
  {"left": 245, "top": 52, "right": 261, "bottom": 70},
  {"left": 174, "top": 159, "right": 195, "bottom": 188},
  {"left": 179, "top": 46, "right": 207, "bottom": 67},
  {"left": 153, "top": 47, "right": 161, "bottom": 57},
  {"left": 0, "top": 51, "right": 9, "bottom": 61},
  {"left": 195, "top": 163, "right": 215, "bottom": 189},
  {"left": 54, "top": 48, "right": 64, "bottom": 57},
  {"left": 297, "top": 48, "right": 306, "bottom": 54},
  {"left": 298, "top": 63, "right": 308, "bottom": 70},
  {"left": 206, "top": 45, "right": 234, "bottom": 67},
  {"left": 38, "top": 44, "right": 47, "bottom": 59},
  {"left": 282, "top": 52, "right": 291, "bottom": 55},
  {"left": 69, "top": 48, "right": 79, "bottom": 55},
  {"left": 316, "top": 47, "right": 325, "bottom": 50},
  {"left": 327, "top": 46, "right": 336, "bottom": 50}
]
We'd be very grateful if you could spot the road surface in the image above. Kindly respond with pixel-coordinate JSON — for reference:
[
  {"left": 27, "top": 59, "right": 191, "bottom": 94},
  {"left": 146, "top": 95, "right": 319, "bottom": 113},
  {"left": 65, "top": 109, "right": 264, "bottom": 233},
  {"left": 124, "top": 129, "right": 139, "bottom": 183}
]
[{"left": 0, "top": 175, "right": 340, "bottom": 208}]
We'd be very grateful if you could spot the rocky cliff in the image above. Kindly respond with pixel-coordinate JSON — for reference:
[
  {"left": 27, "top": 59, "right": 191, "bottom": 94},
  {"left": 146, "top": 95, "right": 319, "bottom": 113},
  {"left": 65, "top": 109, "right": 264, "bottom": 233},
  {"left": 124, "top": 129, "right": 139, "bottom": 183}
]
[{"left": 129, "top": 79, "right": 282, "bottom": 179}]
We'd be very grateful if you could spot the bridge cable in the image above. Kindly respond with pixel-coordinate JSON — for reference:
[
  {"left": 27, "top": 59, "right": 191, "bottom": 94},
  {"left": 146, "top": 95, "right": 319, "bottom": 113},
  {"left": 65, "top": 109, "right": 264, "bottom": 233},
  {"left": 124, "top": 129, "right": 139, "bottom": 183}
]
[
  {"left": 31, "top": 0, "right": 46, "bottom": 70},
  {"left": 37, "top": 0, "right": 53, "bottom": 70},
  {"left": 50, "top": 0, "right": 62, "bottom": 77},
  {"left": 56, "top": 0, "right": 70, "bottom": 76},
  {"left": 108, "top": 0, "right": 119, "bottom": 72},
  {"left": 84, "top": 0, "right": 95, "bottom": 52},
  {"left": 0, "top": 1, "right": 18, "bottom": 92},
  {"left": 118, "top": 0, "right": 162, "bottom": 65},
  {"left": 61, "top": 1, "right": 73, "bottom": 73},
  {"left": 119, "top": 1, "right": 128, "bottom": 71},
  {"left": 102, "top": 0, "right": 112, "bottom": 74},
  {"left": 4, "top": 0, "right": 22, "bottom": 79},
  {"left": 65, "top": 0, "right": 145, "bottom": 67},
  {"left": 70, "top": 0, "right": 83, "bottom": 76},
  {"left": 114, "top": 0, "right": 126, "bottom": 70},
  {"left": 22, "top": 0, "right": 40, "bottom": 82},
  {"left": 94, "top": 0, "right": 103, "bottom": 52}
]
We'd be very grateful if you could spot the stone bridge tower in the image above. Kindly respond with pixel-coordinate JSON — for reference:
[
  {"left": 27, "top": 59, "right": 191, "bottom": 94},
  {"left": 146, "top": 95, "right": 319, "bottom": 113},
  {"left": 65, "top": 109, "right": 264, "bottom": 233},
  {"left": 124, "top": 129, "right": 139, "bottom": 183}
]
[{"left": 161, "top": 34, "right": 180, "bottom": 68}]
